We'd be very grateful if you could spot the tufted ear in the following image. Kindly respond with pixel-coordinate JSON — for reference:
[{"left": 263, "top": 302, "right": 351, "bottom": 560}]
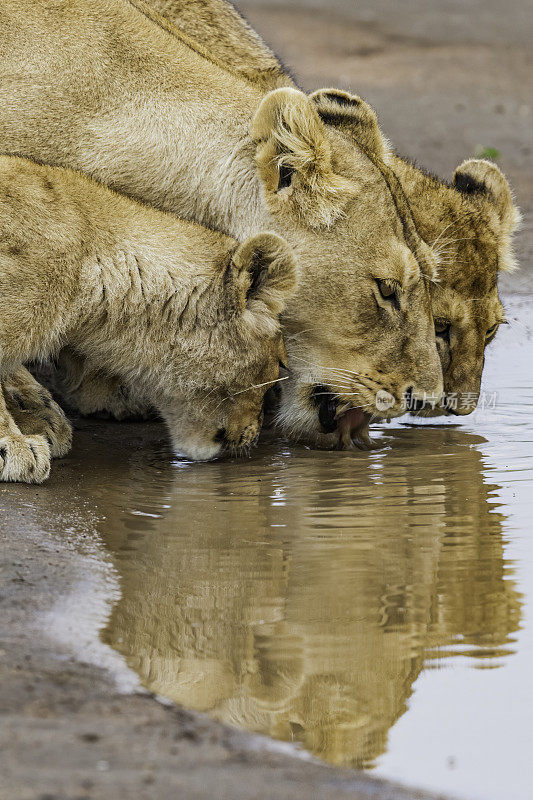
[
  {"left": 231, "top": 232, "right": 298, "bottom": 316},
  {"left": 310, "top": 89, "right": 391, "bottom": 160},
  {"left": 453, "top": 159, "right": 521, "bottom": 236},
  {"left": 252, "top": 88, "right": 357, "bottom": 229}
]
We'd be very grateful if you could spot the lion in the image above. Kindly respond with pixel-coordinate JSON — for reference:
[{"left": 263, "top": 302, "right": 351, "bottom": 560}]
[
  {"left": 0, "top": 155, "right": 296, "bottom": 482},
  {"left": 147, "top": 0, "right": 521, "bottom": 416},
  {"left": 0, "top": 0, "right": 442, "bottom": 451}
]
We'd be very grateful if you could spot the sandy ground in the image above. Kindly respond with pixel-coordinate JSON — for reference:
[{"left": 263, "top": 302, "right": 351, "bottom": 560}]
[{"left": 2, "top": 1, "right": 532, "bottom": 798}]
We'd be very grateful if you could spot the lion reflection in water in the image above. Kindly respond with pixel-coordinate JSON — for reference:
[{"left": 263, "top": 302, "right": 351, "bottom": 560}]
[{"left": 101, "top": 428, "right": 520, "bottom": 767}]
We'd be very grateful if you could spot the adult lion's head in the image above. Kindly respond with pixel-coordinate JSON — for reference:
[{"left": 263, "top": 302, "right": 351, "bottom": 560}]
[{"left": 251, "top": 88, "right": 443, "bottom": 445}]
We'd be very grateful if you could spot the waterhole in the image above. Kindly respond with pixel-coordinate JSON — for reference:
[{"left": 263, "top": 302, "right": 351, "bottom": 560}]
[{"left": 27, "top": 296, "right": 533, "bottom": 800}]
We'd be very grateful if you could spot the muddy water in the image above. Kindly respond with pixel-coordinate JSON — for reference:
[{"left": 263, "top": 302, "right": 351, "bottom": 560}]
[{"left": 25, "top": 296, "right": 532, "bottom": 800}]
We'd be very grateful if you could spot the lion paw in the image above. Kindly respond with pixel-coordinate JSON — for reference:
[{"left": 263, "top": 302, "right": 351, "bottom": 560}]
[
  {"left": 0, "top": 434, "right": 51, "bottom": 483},
  {"left": 6, "top": 391, "right": 72, "bottom": 459}
]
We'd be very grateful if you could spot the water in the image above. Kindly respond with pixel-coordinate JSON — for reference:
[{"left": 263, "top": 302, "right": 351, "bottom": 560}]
[{"left": 26, "top": 296, "right": 533, "bottom": 799}]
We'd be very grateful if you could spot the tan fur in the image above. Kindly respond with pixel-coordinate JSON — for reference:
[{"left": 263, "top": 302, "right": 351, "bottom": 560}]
[
  {"left": 148, "top": 0, "right": 520, "bottom": 416},
  {"left": 0, "top": 0, "right": 441, "bottom": 448},
  {"left": 252, "top": 87, "right": 358, "bottom": 229},
  {"left": 0, "top": 377, "right": 51, "bottom": 484},
  {"left": 150, "top": 0, "right": 289, "bottom": 87},
  {"left": 4, "top": 367, "right": 72, "bottom": 456},
  {"left": 0, "top": 156, "right": 296, "bottom": 481},
  {"left": 394, "top": 156, "right": 520, "bottom": 414}
]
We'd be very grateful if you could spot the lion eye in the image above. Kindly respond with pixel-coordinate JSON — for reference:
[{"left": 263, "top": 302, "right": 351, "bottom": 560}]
[
  {"left": 435, "top": 319, "right": 451, "bottom": 338},
  {"left": 377, "top": 280, "right": 397, "bottom": 301}
]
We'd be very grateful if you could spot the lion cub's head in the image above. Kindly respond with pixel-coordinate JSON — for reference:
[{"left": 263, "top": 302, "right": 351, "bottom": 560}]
[
  {"left": 161, "top": 233, "right": 296, "bottom": 461},
  {"left": 405, "top": 158, "right": 520, "bottom": 416},
  {"left": 251, "top": 88, "right": 443, "bottom": 445}
]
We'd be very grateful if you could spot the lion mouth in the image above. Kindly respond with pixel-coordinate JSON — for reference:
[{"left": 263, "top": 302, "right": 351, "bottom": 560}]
[
  {"left": 311, "top": 385, "right": 372, "bottom": 448},
  {"left": 311, "top": 385, "right": 338, "bottom": 433},
  {"left": 336, "top": 406, "right": 374, "bottom": 449}
]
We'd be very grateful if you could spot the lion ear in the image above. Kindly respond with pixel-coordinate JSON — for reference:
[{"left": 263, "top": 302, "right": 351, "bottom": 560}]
[
  {"left": 453, "top": 159, "right": 521, "bottom": 273},
  {"left": 231, "top": 232, "right": 298, "bottom": 316},
  {"left": 310, "top": 89, "right": 390, "bottom": 161},
  {"left": 252, "top": 87, "right": 357, "bottom": 229},
  {"left": 453, "top": 159, "right": 521, "bottom": 236}
]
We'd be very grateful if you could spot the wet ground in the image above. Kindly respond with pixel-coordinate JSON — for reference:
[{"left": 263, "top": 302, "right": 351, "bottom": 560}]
[{"left": 2, "top": 2, "right": 532, "bottom": 799}]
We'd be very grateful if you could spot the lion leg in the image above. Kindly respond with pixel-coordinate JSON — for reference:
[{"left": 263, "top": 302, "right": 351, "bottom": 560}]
[
  {"left": 0, "top": 377, "right": 51, "bottom": 483},
  {"left": 3, "top": 366, "right": 72, "bottom": 459},
  {"left": 45, "top": 347, "right": 154, "bottom": 422}
]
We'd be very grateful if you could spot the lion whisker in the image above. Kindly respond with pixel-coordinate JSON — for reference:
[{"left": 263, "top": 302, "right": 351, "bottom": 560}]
[
  {"left": 289, "top": 356, "right": 365, "bottom": 381},
  {"left": 431, "top": 220, "right": 462, "bottom": 250},
  {"left": 210, "top": 375, "right": 289, "bottom": 412},
  {"left": 231, "top": 375, "right": 290, "bottom": 397},
  {"left": 312, "top": 389, "right": 365, "bottom": 397}
]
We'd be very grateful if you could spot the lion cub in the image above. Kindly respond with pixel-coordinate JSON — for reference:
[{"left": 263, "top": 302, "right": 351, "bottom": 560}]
[{"left": 0, "top": 156, "right": 296, "bottom": 482}]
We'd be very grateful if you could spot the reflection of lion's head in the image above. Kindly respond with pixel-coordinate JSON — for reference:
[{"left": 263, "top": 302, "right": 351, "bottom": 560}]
[
  {"left": 251, "top": 88, "right": 442, "bottom": 444},
  {"left": 101, "top": 426, "right": 520, "bottom": 768}
]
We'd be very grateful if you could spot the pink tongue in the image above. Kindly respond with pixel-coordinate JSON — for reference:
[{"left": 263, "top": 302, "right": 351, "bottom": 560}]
[{"left": 337, "top": 408, "right": 368, "bottom": 436}]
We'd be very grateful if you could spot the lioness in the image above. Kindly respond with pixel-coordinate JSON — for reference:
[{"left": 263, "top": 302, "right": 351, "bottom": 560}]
[
  {"left": 0, "top": 0, "right": 442, "bottom": 449},
  {"left": 149, "top": 0, "right": 521, "bottom": 416},
  {"left": 0, "top": 156, "right": 296, "bottom": 482}
]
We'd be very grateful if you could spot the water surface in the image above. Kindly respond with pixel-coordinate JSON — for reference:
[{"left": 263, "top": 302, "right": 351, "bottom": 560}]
[{"left": 24, "top": 297, "right": 533, "bottom": 800}]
